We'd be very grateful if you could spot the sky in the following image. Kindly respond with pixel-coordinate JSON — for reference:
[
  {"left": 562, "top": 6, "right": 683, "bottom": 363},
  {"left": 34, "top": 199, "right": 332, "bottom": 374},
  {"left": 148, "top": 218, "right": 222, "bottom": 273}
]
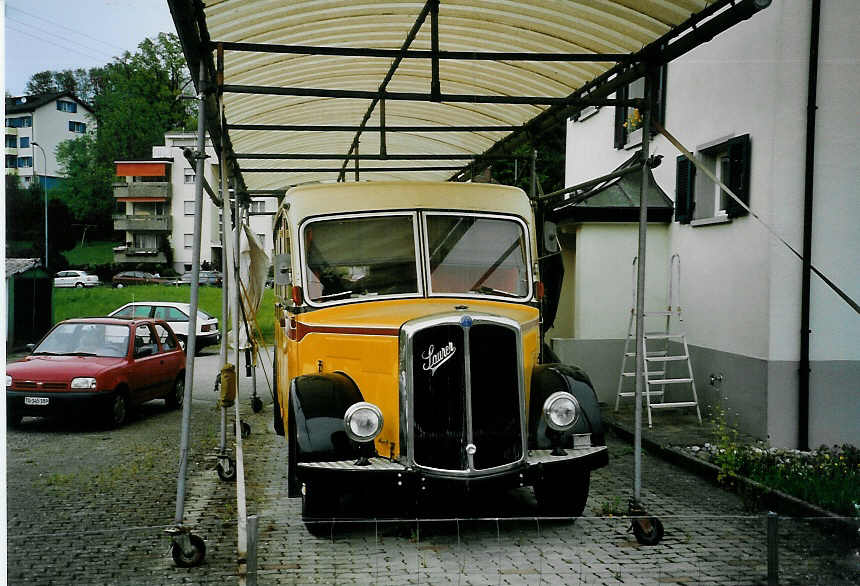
[{"left": 3, "top": 0, "right": 178, "bottom": 96}]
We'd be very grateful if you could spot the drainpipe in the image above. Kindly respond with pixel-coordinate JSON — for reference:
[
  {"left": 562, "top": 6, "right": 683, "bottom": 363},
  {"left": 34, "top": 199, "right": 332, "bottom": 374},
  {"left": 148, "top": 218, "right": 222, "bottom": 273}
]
[{"left": 799, "top": 0, "right": 820, "bottom": 451}]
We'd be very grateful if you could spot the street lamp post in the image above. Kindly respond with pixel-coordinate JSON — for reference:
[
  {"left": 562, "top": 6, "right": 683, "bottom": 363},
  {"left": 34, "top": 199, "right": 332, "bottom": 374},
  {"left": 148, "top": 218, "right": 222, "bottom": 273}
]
[{"left": 32, "top": 142, "right": 48, "bottom": 270}]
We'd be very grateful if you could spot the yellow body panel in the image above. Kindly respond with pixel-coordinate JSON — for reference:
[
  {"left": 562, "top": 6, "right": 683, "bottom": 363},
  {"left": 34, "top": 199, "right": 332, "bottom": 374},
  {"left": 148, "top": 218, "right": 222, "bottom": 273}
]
[{"left": 279, "top": 298, "right": 539, "bottom": 459}]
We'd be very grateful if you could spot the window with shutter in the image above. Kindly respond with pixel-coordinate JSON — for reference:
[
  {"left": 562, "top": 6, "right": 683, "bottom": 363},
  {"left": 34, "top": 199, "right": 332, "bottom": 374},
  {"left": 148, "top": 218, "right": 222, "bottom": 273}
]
[
  {"left": 682, "top": 133, "right": 751, "bottom": 225},
  {"left": 613, "top": 66, "right": 667, "bottom": 149}
]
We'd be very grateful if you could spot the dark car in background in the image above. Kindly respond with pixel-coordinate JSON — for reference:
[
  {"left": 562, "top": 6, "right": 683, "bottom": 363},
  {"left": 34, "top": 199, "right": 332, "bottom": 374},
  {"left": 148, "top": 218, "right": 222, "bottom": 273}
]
[
  {"left": 168, "top": 271, "right": 222, "bottom": 287},
  {"left": 112, "top": 271, "right": 169, "bottom": 288},
  {"left": 6, "top": 317, "right": 186, "bottom": 428}
]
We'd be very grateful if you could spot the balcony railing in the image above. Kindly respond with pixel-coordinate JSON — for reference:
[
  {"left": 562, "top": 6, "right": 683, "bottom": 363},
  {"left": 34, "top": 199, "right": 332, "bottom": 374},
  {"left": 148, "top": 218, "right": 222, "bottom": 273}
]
[
  {"left": 112, "top": 245, "right": 166, "bottom": 264},
  {"left": 112, "top": 214, "right": 172, "bottom": 231},
  {"left": 113, "top": 182, "right": 172, "bottom": 199}
]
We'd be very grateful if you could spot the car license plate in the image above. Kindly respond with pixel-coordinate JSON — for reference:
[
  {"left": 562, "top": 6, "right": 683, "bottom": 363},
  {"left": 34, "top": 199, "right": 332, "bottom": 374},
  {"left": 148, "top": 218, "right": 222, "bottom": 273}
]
[{"left": 24, "top": 396, "right": 49, "bottom": 406}]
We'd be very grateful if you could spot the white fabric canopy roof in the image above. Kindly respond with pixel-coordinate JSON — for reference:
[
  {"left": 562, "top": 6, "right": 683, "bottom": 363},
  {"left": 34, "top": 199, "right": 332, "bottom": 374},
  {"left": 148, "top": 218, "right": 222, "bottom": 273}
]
[{"left": 168, "top": 0, "right": 768, "bottom": 191}]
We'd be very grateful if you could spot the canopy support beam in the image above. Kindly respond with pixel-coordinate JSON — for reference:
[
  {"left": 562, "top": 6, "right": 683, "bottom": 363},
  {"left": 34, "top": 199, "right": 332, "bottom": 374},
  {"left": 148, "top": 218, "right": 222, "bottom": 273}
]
[{"left": 210, "top": 41, "right": 633, "bottom": 63}]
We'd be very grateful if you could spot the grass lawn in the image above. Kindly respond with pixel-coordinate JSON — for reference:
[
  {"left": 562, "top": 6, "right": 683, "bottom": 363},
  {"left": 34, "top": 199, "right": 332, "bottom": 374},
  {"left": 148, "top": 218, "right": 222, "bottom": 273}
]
[
  {"left": 53, "top": 285, "right": 276, "bottom": 343},
  {"left": 62, "top": 240, "right": 116, "bottom": 267}
]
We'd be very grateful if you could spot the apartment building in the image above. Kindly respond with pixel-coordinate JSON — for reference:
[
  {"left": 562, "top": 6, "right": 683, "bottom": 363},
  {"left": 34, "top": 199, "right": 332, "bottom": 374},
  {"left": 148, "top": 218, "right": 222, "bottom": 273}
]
[
  {"left": 5, "top": 92, "right": 95, "bottom": 188},
  {"left": 113, "top": 132, "right": 275, "bottom": 272}
]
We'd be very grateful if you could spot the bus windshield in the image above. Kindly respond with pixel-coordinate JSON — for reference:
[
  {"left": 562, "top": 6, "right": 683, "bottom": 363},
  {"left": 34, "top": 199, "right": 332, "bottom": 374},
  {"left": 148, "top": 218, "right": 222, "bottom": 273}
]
[
  {"left": 301, "top": 212, "right": 530, "bottom": 305},
  {"left": 425, "top": 214, "right": 529, "bottom": 298},
  {"left": 303, "top": 214, "right": 420, "bottom": 303}
]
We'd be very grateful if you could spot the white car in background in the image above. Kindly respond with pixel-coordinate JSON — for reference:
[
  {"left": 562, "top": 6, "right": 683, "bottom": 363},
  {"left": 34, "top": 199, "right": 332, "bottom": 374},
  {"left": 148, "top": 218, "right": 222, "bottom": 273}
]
[
  {"left": 108, "top": 301, "right": 220, "bottom": 353},
  {"left": 53, "top": 270, "right": 100, "bottom": 288}
]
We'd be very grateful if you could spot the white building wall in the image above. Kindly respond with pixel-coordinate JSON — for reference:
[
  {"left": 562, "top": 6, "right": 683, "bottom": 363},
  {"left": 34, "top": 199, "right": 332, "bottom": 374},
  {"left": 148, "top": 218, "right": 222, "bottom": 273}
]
[
  {"left": 153, "top": 133, "right": 275, "bottom": 273},
  {"left": 808, "top": 1, "right": 860, "bottom": 363},
  {"left": 6, "top": 97, "right": 95, "bottom": 182},
  {"left": 561, "top": 1, "right": 859, "bottom": 445}
]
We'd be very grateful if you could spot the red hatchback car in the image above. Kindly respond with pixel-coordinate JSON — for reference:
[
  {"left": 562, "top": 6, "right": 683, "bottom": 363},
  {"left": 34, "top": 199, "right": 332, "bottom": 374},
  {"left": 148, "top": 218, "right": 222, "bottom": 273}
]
[{"left": 6, "top": 318, "right": 186, "bottom": 428}]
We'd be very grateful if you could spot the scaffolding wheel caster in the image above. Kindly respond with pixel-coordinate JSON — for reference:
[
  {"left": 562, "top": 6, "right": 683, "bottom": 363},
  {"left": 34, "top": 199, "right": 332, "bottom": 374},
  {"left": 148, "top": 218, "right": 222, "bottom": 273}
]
[
  {"left": 251, "top": 396, "right": 263, "bottom": 413},
  {"left": 240, "top": 420, "right": 251, "bottom": 438},
  {"left": 216, "top": 457, "right": 236, "bottom": 482},
  {"left": 631, "top": 516, "right": 664, "bottom": 545},
  {"left": 170, "top": 533, "right": 206, "bottom": 567}
]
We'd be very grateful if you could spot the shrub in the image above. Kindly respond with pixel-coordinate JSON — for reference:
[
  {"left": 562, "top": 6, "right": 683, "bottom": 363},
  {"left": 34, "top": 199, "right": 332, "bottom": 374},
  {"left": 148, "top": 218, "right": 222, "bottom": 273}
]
[{"left": 705, "top": 405, "right": 859, "bottom": 516}]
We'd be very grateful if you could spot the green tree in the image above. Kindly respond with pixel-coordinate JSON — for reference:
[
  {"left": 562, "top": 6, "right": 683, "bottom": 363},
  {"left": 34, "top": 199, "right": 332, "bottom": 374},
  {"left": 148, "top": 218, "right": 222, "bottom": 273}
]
[
  {"left": 5, "top": 175, "right": 76, "bottom": 269},
  {"left": 54, "top": 134, "right": 114, "bottom": 226},
  {"left": 42, "top": 33, "right": 195, "bottom": 234},
  {"left": 93, "top": 33, "right": 195, "bottom": 161},
  {"left": 24, "top": 71, "right": 58, "bottom": 95}
]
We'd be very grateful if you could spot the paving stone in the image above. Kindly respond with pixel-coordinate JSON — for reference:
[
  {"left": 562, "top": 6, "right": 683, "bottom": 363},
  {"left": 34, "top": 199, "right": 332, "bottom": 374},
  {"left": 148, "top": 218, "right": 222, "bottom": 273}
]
[{"left": 6, "top": 349, "right": 859, "bottom": 584}]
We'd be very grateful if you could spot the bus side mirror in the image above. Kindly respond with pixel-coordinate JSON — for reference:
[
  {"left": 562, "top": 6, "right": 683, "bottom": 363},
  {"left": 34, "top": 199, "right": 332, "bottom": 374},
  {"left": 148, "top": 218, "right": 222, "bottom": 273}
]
[{"left": 543, "top": 221, "right": 560, "bottom": 254}]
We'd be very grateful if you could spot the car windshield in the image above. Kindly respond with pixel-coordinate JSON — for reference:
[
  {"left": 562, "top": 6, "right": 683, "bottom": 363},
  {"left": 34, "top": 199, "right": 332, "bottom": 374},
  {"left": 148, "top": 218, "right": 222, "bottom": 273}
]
[
  {"left": 425, "top": 214, "right": 529, "bottom": 298},
  {"left": 303, "top": 214, "right": 419, "bottom": 303},
  {"left": 33, "top": 323, "right": 130, "bottom": 357}
]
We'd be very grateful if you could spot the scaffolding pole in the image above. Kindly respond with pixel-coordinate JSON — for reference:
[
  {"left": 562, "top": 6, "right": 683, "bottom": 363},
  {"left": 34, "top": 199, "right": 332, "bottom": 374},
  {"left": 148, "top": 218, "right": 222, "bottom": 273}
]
[{"left": 169, "top": 59, "right": 208, "bottom": 567}]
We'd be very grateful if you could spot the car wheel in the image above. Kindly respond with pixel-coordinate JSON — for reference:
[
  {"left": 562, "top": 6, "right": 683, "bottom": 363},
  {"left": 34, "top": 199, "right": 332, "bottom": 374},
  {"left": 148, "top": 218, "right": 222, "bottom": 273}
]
[
  {"left": 105, "top": 393, "right": 128, "bottom": 429},
  {"left": 302, "top": 481, "right": 334, "bottom": 538},
  {"left": 75, "top": 282, "right": 84, "bottom": 288},
  {"left": 116, "top": 283, "right": 124, "bottom": 289},
  {"left": 534, "top": 470, "right": 590, "bottom": 517},
  {"left": 251, "top": 396, "right": 263, "bottom": 413},
  {"left": 166, "top": 375, "right": 185, "bottom": 409}
]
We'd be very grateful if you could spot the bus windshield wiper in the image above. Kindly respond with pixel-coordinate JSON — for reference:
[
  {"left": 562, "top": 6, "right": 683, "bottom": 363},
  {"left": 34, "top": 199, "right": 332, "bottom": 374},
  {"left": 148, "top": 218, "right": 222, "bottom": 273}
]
[
  {"left": 316, "top": 290, "right": 353, "bottom": 301},
  {"left": 470, "top": 286, "right": 520, "bottom": 298}
]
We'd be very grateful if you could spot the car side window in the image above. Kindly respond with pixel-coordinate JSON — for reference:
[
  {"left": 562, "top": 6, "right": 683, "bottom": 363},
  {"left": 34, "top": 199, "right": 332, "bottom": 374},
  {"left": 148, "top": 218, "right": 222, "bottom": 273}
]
[
  {"left": 132, "top": 305, "right": 151, "bottom": 318},
  {"left": 113, "top": 306, "right": 134, "bottom": 318},
  {"left": 133, "top": 324, "right": 159, "bottom": 357},
  {"left": 155, "top": 307, "right": 189, "bottom": 321},
  {"left": 154, "top": 324, "right": 178, "bottom": 350}
]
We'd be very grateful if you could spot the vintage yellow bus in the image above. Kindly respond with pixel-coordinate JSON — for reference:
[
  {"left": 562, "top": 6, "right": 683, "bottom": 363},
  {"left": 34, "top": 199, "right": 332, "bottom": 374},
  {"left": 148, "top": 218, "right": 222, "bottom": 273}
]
[{"left": 271, "top": 181, "right": 607, "bottom": 532}]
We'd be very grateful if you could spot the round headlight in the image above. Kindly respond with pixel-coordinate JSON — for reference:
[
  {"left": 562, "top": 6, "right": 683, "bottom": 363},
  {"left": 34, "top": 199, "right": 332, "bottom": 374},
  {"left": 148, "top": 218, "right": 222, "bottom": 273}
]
[
  {"left": 343, "top": 402, "right": 383, "bottom": 443},
  {"left": 542, "top": 391, "right": 579, "bottom": 432}
]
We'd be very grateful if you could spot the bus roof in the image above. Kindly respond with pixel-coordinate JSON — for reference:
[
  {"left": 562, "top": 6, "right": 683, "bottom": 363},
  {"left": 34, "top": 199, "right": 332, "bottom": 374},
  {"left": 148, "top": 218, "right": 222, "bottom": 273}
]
[{"left": 279, "top": 182, "right": 533, "bottom": 226}]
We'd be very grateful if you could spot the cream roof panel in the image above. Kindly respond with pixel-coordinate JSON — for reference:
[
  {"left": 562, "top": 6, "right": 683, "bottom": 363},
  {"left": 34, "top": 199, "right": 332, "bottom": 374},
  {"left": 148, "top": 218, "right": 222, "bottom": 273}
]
[{"left": 182, "top": 0, "right": 731, "bottom": 189}]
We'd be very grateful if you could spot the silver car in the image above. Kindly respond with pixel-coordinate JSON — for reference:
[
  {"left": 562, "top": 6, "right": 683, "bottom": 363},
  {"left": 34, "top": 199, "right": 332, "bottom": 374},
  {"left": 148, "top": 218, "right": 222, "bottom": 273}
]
[
  {"left": 107, "top": 301, "right": 220, "bottom": 354},
  {"left": 53, "top": 270, "right": 100, "bottom": 288}
]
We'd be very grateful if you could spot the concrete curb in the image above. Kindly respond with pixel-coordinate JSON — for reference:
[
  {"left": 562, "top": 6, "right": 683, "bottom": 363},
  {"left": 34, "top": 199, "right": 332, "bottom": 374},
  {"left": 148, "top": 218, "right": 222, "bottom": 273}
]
[{"left": 606, "top": 421, "right": 859, "bottom": 540}]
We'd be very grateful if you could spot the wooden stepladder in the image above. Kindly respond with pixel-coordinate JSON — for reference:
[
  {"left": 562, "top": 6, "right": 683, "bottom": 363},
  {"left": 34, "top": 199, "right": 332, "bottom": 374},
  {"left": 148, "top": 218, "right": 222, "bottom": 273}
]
[{"left": 615, "top": 254, "right": 702, "bottom": 427}]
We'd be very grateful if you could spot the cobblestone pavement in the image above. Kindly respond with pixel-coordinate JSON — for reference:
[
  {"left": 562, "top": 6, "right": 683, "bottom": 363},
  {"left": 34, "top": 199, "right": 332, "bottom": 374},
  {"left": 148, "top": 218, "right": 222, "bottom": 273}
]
[{"left": 6, "top": 349, "right": 859, "bottom": 585}]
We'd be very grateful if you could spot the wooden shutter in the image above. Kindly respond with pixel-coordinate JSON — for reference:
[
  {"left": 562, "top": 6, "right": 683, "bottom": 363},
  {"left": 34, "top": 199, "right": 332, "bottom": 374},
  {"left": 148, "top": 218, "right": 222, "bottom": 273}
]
[
  {"left": 675, "top": 155, "right": 695, "bottom": 224},
  {"left": 725, "top": 134, "right": 751, "bottom": 218},
  {"left": 614, "top": 86, "right": 628, "bottom": 149}
]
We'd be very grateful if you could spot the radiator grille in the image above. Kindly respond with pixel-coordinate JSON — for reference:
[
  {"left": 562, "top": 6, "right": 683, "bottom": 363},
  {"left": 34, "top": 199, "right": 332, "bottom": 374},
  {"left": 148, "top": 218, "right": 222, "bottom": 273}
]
[{"left": 410, "top": 320, "right": 522, "bottom": 472}]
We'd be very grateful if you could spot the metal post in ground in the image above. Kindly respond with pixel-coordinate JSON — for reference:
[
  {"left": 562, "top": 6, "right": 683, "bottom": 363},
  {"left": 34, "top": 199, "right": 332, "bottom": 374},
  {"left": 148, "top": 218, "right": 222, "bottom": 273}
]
[
  {"left": 247, "top": 514, "right": 259, "bottom": 586},
  {"left": 233, "top": 173, "right": 249, "bottom": 569},
  {"left": 215, "top": 81, "right": 235, "bottom": 480},
  {"left": 169, "top": 59, "right": 208, "bottom": 567},
  {"left": 629, "top": 67, "right": 664, "bottom": 546},
  {"left": 767, "top": 511, "right": 779, "bottom": 585}
]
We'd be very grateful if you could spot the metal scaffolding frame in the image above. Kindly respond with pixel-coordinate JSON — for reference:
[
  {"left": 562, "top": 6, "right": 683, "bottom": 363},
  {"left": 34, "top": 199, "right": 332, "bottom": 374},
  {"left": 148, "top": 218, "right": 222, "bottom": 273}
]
[{"left": 165, "top": 0, "right": 773, "bottom": 572}]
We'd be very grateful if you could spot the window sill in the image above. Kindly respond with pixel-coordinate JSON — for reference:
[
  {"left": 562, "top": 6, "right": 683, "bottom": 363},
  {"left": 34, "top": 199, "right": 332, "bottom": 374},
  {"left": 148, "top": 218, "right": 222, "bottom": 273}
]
[{"left": 690, "top": 215, "right": 732, "bottom": 227}]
